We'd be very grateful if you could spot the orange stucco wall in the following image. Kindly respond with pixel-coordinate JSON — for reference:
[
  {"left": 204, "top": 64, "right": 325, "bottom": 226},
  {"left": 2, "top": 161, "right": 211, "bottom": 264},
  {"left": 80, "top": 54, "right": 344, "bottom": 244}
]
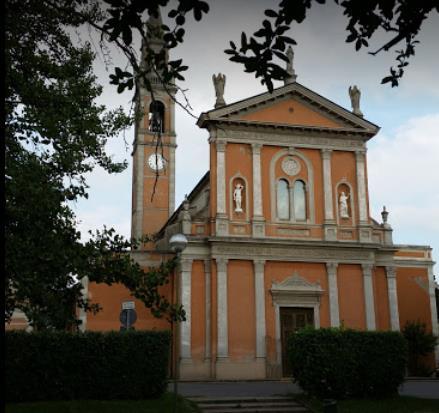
[
  {"left": 240, "top": 98, "right": 342, "bottom": 128},
  {"left": 373, "top": 266, "right": 390, "bottom": 331},
  {"left": 396, "top": 267, "right": 432, "bottom": 330},
  {"left": 337, "top": 264, "right": 366, "bottom": 329},
  {"left": 87, "top": 282, "right": 172, "bottom": 331},
  {"left": 191, "top": 260, "right": 205, "bottom": 360},
  {"left": 228, "top": 260, "right": 256, "bottom": 360}
]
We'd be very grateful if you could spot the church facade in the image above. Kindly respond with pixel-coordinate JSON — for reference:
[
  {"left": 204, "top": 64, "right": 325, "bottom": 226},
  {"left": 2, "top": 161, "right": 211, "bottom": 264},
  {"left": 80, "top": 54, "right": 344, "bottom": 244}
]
[{"left": 83, "top": 28, "right": 438, "bottom": 379}]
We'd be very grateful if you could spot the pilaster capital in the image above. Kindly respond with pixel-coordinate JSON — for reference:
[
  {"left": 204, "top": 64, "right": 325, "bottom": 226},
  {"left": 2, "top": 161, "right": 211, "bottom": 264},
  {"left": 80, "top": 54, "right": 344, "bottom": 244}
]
[
  {"left": 326, "top": 261, "right": 338, "bottom": 273},
  {"left": 321, "top": 148, "right": 333, "bottom": 159},
  {"left": 215, "top": 257, "right": 228, "bottom": 272},
  {"left": 179, "top": 258, "right": 193, "bottom": 273},
  {"left": 253, "top": 259, "right": 266, "bottom": 271},
  {"left": 216, "top": 140, "right": 227, "bottom": 152},
  {"left": 385, "top": 266, "right": 397, "bottom": 279},
  {"left": 204, "top": 259, "right": 212, "bottom": 274},
  {"left": 251, "top": 143, "right": 262, "bottom": 154},
  {"left": 355, "top": 149, "right": 367, "bottom": 160},
  {"left": 361, "top": 263, "right": 374, "bottom": 275}
]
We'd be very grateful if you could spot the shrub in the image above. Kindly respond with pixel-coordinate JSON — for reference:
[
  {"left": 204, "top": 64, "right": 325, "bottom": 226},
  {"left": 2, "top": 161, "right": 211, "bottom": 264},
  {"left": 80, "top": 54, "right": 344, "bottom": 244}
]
[
  {"left": 402, "top": 320, "right": 437, "bottom": 376},
  {"left": 5, "top": 330, "right": 170, "bottom": 403},
  {"left": 288, "top": 327, "right": 408, "bottom": 399}
]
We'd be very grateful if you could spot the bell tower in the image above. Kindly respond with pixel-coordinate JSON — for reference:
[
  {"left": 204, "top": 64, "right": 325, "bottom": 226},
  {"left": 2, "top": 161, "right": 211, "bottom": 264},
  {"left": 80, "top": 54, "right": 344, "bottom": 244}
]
[{"left": 131, "top": 12, "right": 176, "bottom": 242}]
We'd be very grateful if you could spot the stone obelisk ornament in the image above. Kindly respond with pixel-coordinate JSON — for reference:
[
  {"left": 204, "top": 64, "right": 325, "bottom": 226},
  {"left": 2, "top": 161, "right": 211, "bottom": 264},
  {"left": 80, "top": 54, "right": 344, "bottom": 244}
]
[
  {"left": 349, "top": 85, "right": 363, "bottom": 117},
  {"left": 212, "top": 73, "right": 226, "bottom": 108},
  {"left": 284, "top": 46, "right": 297, "bottom": 85}
]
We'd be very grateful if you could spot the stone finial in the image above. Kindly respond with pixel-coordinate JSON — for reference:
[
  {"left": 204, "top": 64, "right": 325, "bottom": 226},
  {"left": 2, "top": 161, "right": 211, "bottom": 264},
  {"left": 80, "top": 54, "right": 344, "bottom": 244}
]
[
  {"left": 212, "top": 73, "right": 226, "bottom": 108},
  {"left": 284, "top": 46, "right": 297, "bottom": 85},
  {"left": 348, "top": 85, "right": 363, "bottom": 117}
]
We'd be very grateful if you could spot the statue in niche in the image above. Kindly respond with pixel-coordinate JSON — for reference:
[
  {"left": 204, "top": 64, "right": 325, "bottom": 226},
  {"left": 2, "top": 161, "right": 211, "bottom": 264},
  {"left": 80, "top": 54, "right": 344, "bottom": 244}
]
[
  {"left": 339, "top": 191, "right": 350, "bottom": 218},
  {"left": 233, "top": 182, "right": 244, "bottom": 213},
  {"left": 212, "top": 73, "right": 226, "bottom": 108},
  {"left": 348, "top": 85, "right": 363, "bottom": 117}
]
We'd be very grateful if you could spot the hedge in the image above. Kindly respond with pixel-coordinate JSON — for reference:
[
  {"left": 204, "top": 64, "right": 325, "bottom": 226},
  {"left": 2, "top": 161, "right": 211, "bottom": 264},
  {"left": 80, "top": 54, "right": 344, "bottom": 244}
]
[
  {"left": 288, "top": 327, "right": 408, "bottom": 399},
  {"left": 5, "top": 330, "right": 171, "bottom": 403}
]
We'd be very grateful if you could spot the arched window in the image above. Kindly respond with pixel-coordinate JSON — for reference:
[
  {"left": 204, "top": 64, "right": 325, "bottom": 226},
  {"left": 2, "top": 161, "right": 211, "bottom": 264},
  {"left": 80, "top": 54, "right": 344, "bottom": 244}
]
[
  {"left": 148, "top": 101, "right": 165, "bottom": 132},
  {"left": 294, "top": 180, "right": 306, "bottom": 221},
  {"left": 277, "top": 179, "right": 290, "bottom": 220}
]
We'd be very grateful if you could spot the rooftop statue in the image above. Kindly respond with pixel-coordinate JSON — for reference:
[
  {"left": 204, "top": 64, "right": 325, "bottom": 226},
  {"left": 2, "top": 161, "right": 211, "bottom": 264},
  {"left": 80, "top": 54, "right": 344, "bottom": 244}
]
[
  {"left": 213, "top": 73, "right": 226, "bottom": 108},
  {"left": 349, "top": 85, "right": 363, "bottom": 117}
]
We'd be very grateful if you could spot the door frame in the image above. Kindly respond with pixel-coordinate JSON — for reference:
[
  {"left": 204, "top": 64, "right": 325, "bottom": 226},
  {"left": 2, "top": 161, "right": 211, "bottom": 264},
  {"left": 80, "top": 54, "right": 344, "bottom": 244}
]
[{"left": 275, "top": 303, "right": 320, "bottom": 370}]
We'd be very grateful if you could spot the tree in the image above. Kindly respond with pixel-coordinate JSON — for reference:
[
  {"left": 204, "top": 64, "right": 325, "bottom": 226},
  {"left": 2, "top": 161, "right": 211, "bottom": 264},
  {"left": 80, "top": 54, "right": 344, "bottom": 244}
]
[{"left": 5, "top": 0, "right": 183, "bottom": 330}]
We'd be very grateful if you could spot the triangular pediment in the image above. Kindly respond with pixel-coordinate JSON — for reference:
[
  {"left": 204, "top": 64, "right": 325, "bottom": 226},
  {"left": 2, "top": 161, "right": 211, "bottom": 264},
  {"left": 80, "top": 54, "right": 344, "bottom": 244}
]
[
  {"left": 198, "top": 81, "right": 379, "bottom": 135},
  {"left": 272, "top": 271, "right": 323, "bottom": 292}
]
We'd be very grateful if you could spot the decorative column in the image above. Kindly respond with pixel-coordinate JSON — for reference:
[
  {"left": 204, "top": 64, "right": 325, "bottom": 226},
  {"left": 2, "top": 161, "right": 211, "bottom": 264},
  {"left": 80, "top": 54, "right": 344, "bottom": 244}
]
[
  {"left": 168, "top": 138, "right": 176, "bottom": 215},
  {"left": 134, "top": 139, "right": 144, "bottom": 240},
  {"left": 326, "top": 262, "right": 340, "bottom": 327},
  {"left": 215, "top": 141, "right": 228, "bottom": 236},
  {"left": 321, "top": 149, "right": 337, "bottom": 241},
  {"left": 355, "top": 150, "right": 371, "bottom": 242},
  {"left": 78, "top": 276, "right": 89, "bottom": 332},
  {"left": 252, "top": 144, "right": 265, "bottom": 237},
  {"left": 216, "top": 258, "right": 229, "bottom": 358},
  {"left": 253, "top": 259, "right": 266, "bottom": 358},
  {"left": 179, "top": 258, "right": 193, "bottom": 359},
  {"left": 361, "top": 263, "right": 376, "bottom": 330},
  {"left": 204, "top": 259, "right": 212, "bottom": 362},
  {"left": 385, "top": 266, "right": 400, "bottom": 331}
]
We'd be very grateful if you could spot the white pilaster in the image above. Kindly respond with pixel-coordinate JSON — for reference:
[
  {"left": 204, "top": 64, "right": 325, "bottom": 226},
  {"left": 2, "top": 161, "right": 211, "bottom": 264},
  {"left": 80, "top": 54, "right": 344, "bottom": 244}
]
[
  {"left": 326, "top": 262, "right": 340, "bottom": 327},
  {"left": 386, "top": 266, "right": 400, "bottom": 331},
  {"left": 204, "top": 259, "right": 212, "bottom": 361},
  {"left": 216, "top": 141, "right": 227, "bottom": 215},
  {"left": 322, "top": 149, "right": 334, "bottom": 220},
  {"left": 355, "top": 150, "right": 368, "bottom": 223},
  {"left": 180, "top": 258, "right": 193, "bottom": 359},
  {"left": 216, "top": 258, "right": 228, "bottom": 358},
  {"left": 78, "top": 276, "right": 89, "bottom": 332},
  {"left": 254, "top": 259, "right": 266, "bottom": 358},
  {"left": 251, "top": 144, "right": 265, "bottom": 237},
  {"left": 362, "top": 263, "right": 376, "bottom": 330}
]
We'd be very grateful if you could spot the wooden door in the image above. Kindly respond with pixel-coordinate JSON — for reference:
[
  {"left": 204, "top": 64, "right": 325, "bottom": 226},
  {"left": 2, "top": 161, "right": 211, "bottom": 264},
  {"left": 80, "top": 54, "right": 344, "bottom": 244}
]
[{"left": 280, "top": 307, "right": 314, "bottom": 377}]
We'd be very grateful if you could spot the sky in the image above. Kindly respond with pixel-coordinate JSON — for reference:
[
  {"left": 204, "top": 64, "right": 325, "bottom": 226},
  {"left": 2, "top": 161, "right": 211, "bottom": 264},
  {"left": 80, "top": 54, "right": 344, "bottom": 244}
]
[{"left": 73, "top": 1, "right": 439, "bottom": 272}]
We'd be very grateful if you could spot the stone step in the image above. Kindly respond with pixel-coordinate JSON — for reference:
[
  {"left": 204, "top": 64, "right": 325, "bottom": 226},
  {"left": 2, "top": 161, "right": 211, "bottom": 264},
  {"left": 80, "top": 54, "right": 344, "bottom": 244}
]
[
  {"left": 198, "top": 401, "right": 303, "bottom": 409},
  {"left": 188, "top": 396, "right": 310, "bottom": 413}
]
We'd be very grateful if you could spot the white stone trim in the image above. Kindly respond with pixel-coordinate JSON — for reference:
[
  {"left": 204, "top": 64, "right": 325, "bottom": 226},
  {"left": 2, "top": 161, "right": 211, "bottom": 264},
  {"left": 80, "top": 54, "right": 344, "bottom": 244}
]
[
  {"left": 216, "top": 258, "right": 229, "bottom": 358},
  {"left": 321, "top": 149, "right": 334, "bottom": 221},
  {"left": 180, "top": 258, "right": 193, "bottom": 359},
  {"left": 134, "top": 140, "right": 144, "bottom": 239},
  {"left": 216, "top": 141, "right": 227, "bottom": 215},
  {"left": 326, "top": 262, "right": 340, "bottom": 327},
  {"left": 254, "top": 259, "right": 266, "bottom": 358},
  {"left": 270, "top": 148, "right": 315, "bottom": 224},
  {"left": 427, "top": 265, "right": 439, "bottom": 339},
  {"left": 361, "top": 263, "right": 376, "bottom": 330},
  {"left": 386, "top": 266, "right": 400, "bottom": 331},
  {"left": 355, "top": 150, "right": 368, "bottom": 223},
  {"left": 168, "top": 144, "right": 176, "bottom": 215}
]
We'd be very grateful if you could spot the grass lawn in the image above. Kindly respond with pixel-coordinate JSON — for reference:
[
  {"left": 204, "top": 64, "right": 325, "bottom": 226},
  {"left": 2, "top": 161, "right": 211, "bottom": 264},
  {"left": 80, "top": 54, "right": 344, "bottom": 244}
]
[
  {"left": 5, "top": 392, "right": 200, "bottom": 413},
  {"left": 295, "top": 394, "right": 439, "bottom": 413}
]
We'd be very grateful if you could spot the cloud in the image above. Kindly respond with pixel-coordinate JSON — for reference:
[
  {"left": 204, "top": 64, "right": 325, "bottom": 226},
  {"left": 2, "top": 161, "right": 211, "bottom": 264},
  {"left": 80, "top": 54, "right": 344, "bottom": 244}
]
[{"left": 368, "top": 114, "right": 439, "bottom": 258}]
